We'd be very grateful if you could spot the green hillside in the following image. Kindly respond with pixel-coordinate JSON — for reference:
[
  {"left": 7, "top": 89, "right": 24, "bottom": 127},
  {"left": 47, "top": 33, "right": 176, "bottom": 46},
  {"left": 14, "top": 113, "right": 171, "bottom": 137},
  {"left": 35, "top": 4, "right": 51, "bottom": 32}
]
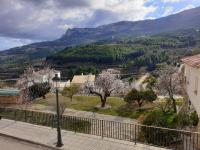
[{"left": 47, "top": 29, "right": 200, "bottom": 76}]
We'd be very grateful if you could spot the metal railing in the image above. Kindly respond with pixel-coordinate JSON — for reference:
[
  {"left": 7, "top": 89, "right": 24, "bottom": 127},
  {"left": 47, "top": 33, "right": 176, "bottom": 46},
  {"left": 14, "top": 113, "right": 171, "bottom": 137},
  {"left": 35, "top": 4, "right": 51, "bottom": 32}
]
[{"left": 0, "top": 107, "right": 199, "bottom": 150}]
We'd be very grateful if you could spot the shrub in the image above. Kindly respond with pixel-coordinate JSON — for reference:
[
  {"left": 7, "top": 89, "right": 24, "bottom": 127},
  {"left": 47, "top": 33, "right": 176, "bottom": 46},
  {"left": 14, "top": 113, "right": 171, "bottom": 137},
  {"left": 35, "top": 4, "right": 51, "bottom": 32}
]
[
  {"left": 62, "top": 84, "right": 80, "bottom": 101},
  {"left": 190, "top": 111, "right": 199, "bottom": 126},
  {"left": 141, "top": 109, "right": 180, "bottom": 146},
  {"left": 124, "top": 89, "right": 157, "bottom": 107},
  {"left": 29, "top": 82, "right": 50, "bottom": 100}
]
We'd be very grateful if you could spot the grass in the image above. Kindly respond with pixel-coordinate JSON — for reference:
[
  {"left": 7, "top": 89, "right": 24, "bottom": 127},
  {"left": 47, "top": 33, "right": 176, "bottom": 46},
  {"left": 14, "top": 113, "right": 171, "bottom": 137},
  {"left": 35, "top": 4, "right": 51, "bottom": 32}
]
[
  {"left": 28, "top": 93, "right": 184, "bottom": 120},
  {"left": 33, "top": 93, "right": 155, "bottom": 119}
]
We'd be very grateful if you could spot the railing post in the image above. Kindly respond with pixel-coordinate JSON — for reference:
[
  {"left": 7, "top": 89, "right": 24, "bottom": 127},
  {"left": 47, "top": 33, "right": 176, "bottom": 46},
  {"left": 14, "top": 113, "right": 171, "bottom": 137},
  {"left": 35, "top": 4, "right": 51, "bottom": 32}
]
[
  {"left": 75, "top": 117, "right": 77, "bottom": 134},
  {"left": 14, "top": 110, "right": 17, "bottom": 121},
  {"left": 24, "top": 110, "right": 27, "bottom": 122},
  {"left": 102, "top": 120, "right": 104, "bottom": 139},
  {"left": 135, "top": 124, "right": 137, "bottom": 145},
  {"left": 52, "top": 115, "right": 54, "bottom": 128}
]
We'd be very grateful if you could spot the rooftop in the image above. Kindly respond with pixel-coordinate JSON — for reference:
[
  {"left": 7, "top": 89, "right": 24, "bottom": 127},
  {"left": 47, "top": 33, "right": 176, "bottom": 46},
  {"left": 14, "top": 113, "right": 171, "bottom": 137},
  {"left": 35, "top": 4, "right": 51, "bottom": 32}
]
[
  {"left": 71, "top": 74, "right": 95, "bottom": 84},
  {"left": 181, "top": 54, "right": 200, "bottom": 68},
  {"left": 35, "top": 69, "right": 60, "bottom": 76}
]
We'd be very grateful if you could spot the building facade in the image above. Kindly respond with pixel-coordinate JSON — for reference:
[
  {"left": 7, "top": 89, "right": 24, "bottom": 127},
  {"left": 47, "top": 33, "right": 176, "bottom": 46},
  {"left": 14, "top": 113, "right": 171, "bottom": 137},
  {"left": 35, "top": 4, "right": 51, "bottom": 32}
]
[
  {"left": 27, "top": 69, "right": 61, "bottom": 87},
  {"left": 181, "top": 54, "right": 200, "bottom": 116}
]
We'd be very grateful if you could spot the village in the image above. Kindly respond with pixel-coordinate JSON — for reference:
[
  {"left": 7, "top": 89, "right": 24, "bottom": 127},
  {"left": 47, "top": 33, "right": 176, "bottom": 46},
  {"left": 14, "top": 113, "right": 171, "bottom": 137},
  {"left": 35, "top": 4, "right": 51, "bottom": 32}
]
[
  {"left": 1, "top": 1, "right": 200, "bottom": 149},
  {"left": 0, "top": 54, "right": 200, "bottom": 149}
]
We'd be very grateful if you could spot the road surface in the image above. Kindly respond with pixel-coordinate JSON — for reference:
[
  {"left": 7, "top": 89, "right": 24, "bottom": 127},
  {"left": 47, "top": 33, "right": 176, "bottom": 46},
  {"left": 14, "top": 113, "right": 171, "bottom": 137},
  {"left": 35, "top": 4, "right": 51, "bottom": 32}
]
[{"left": 0, "top": 135, "right": 51, "bottom": 150}]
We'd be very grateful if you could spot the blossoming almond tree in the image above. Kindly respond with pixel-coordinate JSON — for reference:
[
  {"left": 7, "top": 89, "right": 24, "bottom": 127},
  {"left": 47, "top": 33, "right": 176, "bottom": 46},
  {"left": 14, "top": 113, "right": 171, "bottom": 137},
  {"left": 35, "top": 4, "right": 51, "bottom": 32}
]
[
  {"left": 157, "top": 66, "right": 182, "bottom": 113},
  {"left": 85, "top": 69, "right": 124, "bottom": 108}
]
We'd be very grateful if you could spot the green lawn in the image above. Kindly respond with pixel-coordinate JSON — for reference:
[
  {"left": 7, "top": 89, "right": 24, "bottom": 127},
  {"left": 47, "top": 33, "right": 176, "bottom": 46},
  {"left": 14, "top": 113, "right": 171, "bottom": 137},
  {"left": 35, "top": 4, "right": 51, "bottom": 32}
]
[
  {"left": 33, "top": 93, "right": 152, "bottom": 119},
  {"left": 31, "top": 93, "right": 184, "bottom": 120}
]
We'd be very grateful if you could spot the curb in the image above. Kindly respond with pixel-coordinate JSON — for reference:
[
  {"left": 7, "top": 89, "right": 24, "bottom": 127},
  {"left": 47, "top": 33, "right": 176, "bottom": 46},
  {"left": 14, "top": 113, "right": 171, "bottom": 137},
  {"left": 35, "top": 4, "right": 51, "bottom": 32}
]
[{"left": 0, "top": 132, "right": 62, "bottom": 150}]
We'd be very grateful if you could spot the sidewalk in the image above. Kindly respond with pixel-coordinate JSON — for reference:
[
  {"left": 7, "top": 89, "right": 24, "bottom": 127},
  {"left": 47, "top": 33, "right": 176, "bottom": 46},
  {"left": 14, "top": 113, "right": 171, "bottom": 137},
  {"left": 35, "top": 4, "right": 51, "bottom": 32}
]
[{"left": 0, "top": 119, "right": 167, "bottom": 150}]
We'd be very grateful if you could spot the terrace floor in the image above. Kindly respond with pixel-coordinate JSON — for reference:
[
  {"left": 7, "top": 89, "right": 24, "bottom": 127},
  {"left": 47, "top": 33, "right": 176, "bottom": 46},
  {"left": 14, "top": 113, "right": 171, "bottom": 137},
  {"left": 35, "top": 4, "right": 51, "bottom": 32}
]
[{"left": 0, "top": 119, "right": 167, "bottom": 150}]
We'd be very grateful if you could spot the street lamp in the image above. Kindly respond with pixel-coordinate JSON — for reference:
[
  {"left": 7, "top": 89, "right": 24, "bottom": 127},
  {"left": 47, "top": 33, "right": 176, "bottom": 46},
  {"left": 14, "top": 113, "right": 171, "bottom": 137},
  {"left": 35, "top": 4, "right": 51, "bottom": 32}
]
[{"left": 52, "top": 74, "right": 63, "bottom": 147}]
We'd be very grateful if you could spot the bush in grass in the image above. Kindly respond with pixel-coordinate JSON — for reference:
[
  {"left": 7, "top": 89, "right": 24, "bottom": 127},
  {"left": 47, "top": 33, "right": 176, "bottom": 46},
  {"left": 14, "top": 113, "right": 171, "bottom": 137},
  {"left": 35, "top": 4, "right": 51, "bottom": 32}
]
[
  {"left": 62, "top": 84, "right": 80, "bottom": 101},
  {"left": 29, "top": 82, "right": 50, "bottom": 100},
  {"left": 124, "top": 88, "right": 157, "bottom": 107},
  {"left": 176, "top": 111, "right": 199, "bottom": 128},
  {"left": 141, "top": 109, "right": 180, "bottom": 146},
  {"left": 143, "top": 109, "right": 178, "bottom": 128},
  {"left": 190, "top": 111, "right": 199, "bottom": 126}
]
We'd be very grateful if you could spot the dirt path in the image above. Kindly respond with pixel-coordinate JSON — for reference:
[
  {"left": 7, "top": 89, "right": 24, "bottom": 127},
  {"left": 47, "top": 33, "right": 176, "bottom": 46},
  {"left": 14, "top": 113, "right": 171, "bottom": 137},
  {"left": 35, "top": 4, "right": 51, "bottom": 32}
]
[{"left": 134, "top": 73, "right": 149, "bottom": 90}]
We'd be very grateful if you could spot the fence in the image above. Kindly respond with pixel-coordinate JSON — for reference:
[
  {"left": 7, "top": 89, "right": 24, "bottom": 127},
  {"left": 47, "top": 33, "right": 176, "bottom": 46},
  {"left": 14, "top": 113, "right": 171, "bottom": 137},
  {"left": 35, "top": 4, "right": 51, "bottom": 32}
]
[{"left": 0, "top": 107, "right": 199, "bottom": 150}]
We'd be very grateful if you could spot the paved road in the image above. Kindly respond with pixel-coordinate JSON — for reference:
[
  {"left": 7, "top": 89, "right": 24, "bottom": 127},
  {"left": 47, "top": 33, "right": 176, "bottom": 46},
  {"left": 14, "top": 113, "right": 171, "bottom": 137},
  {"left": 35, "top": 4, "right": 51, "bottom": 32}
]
[{"left": 0, "top": 135, "right": 51, "bottom": 150}]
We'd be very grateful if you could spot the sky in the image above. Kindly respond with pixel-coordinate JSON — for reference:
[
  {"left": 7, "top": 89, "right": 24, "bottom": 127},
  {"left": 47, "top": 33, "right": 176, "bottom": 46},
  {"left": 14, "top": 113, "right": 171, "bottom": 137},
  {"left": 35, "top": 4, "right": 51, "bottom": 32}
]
[{"left": 0, "top": 0, "right": 200, "bottom": 50}]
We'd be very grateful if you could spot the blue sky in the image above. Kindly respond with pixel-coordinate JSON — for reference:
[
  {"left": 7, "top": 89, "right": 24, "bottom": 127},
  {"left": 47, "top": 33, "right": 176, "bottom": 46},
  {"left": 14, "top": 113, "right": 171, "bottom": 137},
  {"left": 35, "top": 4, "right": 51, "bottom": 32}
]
[
  {"left": 0, "top": 0, "right": 199, "bottom": 50},
  {"left": 146, "top": 0, "right": 200, "bottom": 18}
]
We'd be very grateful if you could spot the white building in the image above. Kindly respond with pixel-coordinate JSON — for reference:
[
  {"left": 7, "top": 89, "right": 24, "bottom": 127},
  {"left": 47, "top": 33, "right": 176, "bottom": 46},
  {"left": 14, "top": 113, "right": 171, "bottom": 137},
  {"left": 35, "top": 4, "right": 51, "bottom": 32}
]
[
  {"left": 52, "top": 80, "right": 71, "bottom": 90},
  {"left": 181, "top": 54, "right": 200, "bottom": 116},
  {"left": 27, "top": 68, "right": 61, "bottom": 87}
]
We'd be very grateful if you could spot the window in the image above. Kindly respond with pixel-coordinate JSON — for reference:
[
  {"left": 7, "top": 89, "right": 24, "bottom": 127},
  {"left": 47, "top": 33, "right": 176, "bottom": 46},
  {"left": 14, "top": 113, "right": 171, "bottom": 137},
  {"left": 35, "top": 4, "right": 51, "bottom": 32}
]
[{"left": 194, "top": 76, "right": 198, "bottom": 95}]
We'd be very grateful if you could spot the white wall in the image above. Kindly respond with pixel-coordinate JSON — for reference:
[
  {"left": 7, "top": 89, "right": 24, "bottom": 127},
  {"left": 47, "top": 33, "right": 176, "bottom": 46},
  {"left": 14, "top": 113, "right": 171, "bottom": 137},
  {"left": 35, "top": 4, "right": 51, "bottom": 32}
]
[{"left": 184, "top": 64, "right": 200, "bottom": 116}]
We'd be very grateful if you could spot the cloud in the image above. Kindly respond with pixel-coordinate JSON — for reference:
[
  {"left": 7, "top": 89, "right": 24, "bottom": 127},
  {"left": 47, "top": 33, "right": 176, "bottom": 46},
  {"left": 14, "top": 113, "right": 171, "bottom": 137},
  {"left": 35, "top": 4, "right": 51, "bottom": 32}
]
[
  {"left": 58, "top": 24, "right": 74, "bottom": 30},
  {"left": 163, "top": 6, "right": 174, "bottom": 16},
  {"left": 161, "top": 0, "right": 183, "bottom": 3},
  {"left": 0, "top": 36, "right": 35, "bottom": 50},
  {"left": 0, "top": 0, "right": 157, "bottom": 42}
]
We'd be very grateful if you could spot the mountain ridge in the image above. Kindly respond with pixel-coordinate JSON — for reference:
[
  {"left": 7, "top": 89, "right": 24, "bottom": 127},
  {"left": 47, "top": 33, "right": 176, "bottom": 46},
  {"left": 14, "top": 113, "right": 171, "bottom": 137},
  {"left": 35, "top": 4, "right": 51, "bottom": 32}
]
[{"left": 0, "top": 6, "right": 200, "bottom": 66}]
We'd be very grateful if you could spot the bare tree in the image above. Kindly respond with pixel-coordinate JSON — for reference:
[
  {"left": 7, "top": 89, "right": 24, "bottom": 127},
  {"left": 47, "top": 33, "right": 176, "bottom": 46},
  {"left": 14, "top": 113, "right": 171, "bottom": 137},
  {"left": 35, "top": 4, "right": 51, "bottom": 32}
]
[
  {"left": 157, "top": 66, "right": 182, "bottom": 113},
  {"left": 41, "top": 62, "right": 53, "bottom": 84},
  {"left": 85, "top": 69, "right": 124, "bottom": 108},
  {"left": 16, "top": 66, "right": 33, "bottom": 110}
]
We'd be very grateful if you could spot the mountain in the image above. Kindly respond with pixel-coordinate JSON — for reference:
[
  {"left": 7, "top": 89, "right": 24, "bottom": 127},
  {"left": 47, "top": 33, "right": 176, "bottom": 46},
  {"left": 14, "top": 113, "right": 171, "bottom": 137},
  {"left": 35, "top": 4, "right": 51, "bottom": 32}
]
[
  {"left": 58, "top": 6, "right": 200, "bottom": 43},
  {"left": 47, "top": 28, "right": 200, "bottom": 77},
  {"left": 0, "top": 6, "right": 200, "bottom": 68}
]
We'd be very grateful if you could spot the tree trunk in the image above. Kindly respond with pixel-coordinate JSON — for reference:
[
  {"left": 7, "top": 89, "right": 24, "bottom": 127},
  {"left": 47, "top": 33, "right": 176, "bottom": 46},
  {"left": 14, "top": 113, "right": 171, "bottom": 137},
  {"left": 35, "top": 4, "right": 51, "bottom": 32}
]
[
  {"left": 171, "top": 97, "right": 177, "bottom": 113},
  {"left": 137, "top": 100, "right": 143, "bottom": 107},
  {"left": 101, "top": 100, "right": 106, "bottom": 107},
  {"left": 88, "top": 89, "right": 109, "bottom": 108},
  {"left": 70, "top": 96, "right": 73, "bottom": 101},
  {"left": 101, "top": 96, "right": 107, "bottom": 108}
]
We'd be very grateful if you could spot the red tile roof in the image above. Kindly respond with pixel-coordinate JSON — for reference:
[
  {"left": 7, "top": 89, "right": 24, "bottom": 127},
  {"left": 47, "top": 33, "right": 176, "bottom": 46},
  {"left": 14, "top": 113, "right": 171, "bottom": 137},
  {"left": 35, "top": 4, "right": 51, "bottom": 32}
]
[{"left": 181, "top": 54, "right": 200, "bottom": 68}]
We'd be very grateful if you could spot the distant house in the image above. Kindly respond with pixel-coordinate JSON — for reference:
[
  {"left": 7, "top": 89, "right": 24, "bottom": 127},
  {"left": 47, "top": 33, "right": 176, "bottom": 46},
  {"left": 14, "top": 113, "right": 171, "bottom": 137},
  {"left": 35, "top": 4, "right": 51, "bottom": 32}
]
[
  {"left": 181, "top": 54, "right": 200, "bottom": 116},
  {"left": 27, "top": 69, "right": 61, "bottom": 87},
  {"left": 52, "top": 80, "right": 71, "bottom": 90},
  {"left": 71, "top": 74, "right": 95, "bottom": 86},
  {"left": 0, "top": 89, "right": 21, "bottom": 104}
]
